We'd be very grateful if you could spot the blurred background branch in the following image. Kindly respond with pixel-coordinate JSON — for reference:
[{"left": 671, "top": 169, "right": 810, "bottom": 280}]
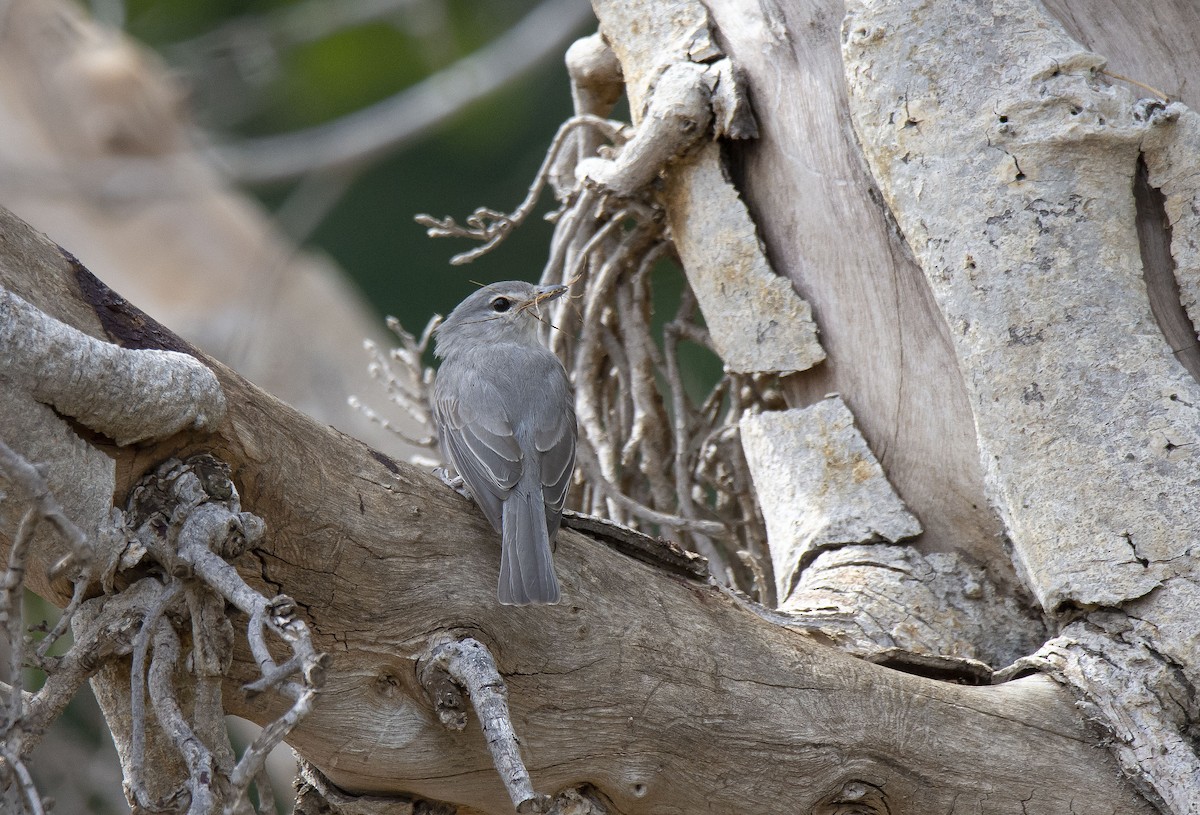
[{"left": 207, "top": 0, "right": 594, "bottom": 183}]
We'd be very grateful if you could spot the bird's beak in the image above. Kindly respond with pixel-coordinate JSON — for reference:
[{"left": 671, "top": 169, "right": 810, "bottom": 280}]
[{"left": 533, "top": 284, "right": 568, "bottom": 303}]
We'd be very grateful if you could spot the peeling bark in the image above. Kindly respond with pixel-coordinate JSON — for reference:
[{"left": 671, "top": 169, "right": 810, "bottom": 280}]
[
  {"left": 840, "top": 0, "right": 1200, "bottom": 808},
  {"left": 843, "top": 0, "right": 1196, "bottom": 607},
  {"left": 740, "top": 398, "right": 921, "bottom": 602}
]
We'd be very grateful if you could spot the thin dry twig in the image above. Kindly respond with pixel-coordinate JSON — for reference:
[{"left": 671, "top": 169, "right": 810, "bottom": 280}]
[
  {"left": 0, "top": 743, "right": 44, "bottom": 815},
  {"left": 411, "top": 88, "right": 775, "bottom": 597},
  {"left": 1, "top": 508, "right": 37, "bottom": 733},
  {"left": 20, "top": 580, "right": 159, "bottom": 751},
  {"left": 128, "top": 581, "right": 184, "bottom": 810},
  {"left": 159, "top": 478, "right": 322, "bottom": 814},
  {"left": 112, "top": 455, "right": 327, "bottom": 814},
  {"left": 416, "top": 114, "right": 626, "bottom": 265},
  {"left": 148, "top": 621, "right": 219, "bottom": 815},
  {"left": 575, "top": 441, "right": 726, "bottom": 536},
  {"left": 350, "top": 314, "right": 442, "bottom": 459},
  {"left": 0, "top": 439, "right": 98, "bottom": 814}
]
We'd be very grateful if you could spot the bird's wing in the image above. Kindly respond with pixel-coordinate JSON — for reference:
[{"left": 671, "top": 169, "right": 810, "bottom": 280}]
[
  {"left": 534, "top": 377, "right": 576, "bottom": 538},
  {"left": 434, "top": 378, "right": 522, "bottom": 532},
  {"left": 536, "top": 400, "right": 576, "bottom": 511}
]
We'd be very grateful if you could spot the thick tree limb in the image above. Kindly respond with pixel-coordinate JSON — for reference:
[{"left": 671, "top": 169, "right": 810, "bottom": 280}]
[
  {"left": 841, "top": 1, "right": 1200, "bottom": 809},
  {"left": 0, "top": 205, "right": 1153, "bottom": 813},
  {"left": 701, "top": 0, "right": 1007, "bottom": 570}
]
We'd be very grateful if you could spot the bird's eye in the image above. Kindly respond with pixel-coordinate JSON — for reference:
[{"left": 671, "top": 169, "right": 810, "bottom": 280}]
[{"left": 491, "top": 297, "right": 512, "bottom": 313}]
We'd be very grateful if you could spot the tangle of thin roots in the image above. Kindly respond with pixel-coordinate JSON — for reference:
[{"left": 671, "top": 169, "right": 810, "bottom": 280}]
[
  {"left": 0, "top": 444, "right": 324, "bottom": 815},
  {"left": 395, "top": 115, "right": 780, "bottom": 600}
]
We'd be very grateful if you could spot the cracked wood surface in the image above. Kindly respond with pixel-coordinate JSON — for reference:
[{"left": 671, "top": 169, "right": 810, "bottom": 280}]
[
  {"left": 842, "top": 0, "right": 1200, "bottom": 611},
  {"left": 700, "top": 0, "right": 1008, "bottom": 574},
  {"left": 0, "top": 206, "right": 1153, "bottom": 814},
  {"left": 840, "top": 3, "right": 1200, "bottom": 806}
]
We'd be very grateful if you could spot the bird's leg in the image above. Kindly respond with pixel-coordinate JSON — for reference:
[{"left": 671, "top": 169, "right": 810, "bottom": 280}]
[{"left": 434, "top": 466, "right": 473, "bottom": 499}]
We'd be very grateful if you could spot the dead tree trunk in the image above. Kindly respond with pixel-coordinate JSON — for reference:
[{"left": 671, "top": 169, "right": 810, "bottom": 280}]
[{"left": 2, "top": 0, "right": 1199, "bottom": 813}]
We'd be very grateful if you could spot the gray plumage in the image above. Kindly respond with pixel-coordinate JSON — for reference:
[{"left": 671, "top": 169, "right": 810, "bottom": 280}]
[{"left": 432, "top": 281, "right": 576, "bottom": 605}]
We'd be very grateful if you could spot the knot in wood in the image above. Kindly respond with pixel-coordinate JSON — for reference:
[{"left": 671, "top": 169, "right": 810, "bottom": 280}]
[
  {"left": 127, "top": 454, "right": 237, "bottom": 527},
  {"left": 216, "top": 511, "right": 264, "bottom": 558},
  {"left": 418, "top": 646, "right": 470, "bottom": 730},
  {"left": 266, "top": 594, "right": 299, "bottom": 627},
  {"left": 812, "top": 780, "right": 888, "bottom": 815},
  {"left": 125, "top": 454, "right": 261, "bottom": 567},
  {"left": 547, "top": 786, "right": 611, "bottom": 815},
  {"left": 515, "top": 793, "right": 553, "bottom": 814},
  {"left": 301, "top": 651, "right": 330, "bottom": 689}
]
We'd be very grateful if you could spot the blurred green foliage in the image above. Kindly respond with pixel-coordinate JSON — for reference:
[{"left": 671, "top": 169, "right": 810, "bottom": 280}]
[
  {"left": 310, "top": 68, "right": 572, "bottom": 330},
  {"left": 123, "top": 0, "right": 584, "bottom": 330},
  {"left": 118, "top": 0, "right": 722, "bottom": 395}
]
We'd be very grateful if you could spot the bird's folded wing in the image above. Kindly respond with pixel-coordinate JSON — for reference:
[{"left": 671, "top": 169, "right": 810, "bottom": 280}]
[
  {"left": 434, "top": 384, "right": 522, "bottom": 531},
  {"left": 536, "top": 399, "right": 576, "bottom": 531}
]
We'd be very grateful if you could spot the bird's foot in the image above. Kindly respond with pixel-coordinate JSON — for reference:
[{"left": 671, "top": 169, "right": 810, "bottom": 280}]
[{"left": 434, "top": 467, "right": 472, "bottom": 498}]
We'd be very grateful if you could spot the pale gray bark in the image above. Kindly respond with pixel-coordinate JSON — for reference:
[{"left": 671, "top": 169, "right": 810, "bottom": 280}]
[
  {"left": 740, "top": 399, "right": 922, "bottom": 604},
  {"left": 704, "top": 0, "right": 1007, "bottom": 569},
  {"left": 3, "top": 0, "right": 1199, "bottom": 812}
]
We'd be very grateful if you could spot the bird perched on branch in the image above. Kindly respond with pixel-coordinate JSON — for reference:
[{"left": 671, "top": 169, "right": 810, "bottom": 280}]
[{"left": 432, "top": 281, "right": 576, "bottom": 605}]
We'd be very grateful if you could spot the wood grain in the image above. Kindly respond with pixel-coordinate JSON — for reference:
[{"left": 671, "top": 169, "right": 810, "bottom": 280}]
[
  {"left": 0, "top": 205, "right": 1153, "bottom": 813},
  {"left": 703, "top": 0, "right": 1008, "bottom": 575}
]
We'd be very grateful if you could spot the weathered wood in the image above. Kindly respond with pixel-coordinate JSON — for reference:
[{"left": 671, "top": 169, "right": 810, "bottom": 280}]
[
  {"left": 1043, "top": 0, "right": 1200, "bottom": 110},
  {"left": 1042, "top": 0, "right": 1200, "bottom": 383},
  {"left": 0, "top": 205, "right": 1153, "bottom": 814},
  {"left": 740, "top": 399, "right": 921, "bottom": 603},
  {"left": 842, "top": 1, "right": 1200, "bottom": 807},
  {"left": 842, "top": 0, "right": 1199, "bottom": 609},
  {"left": 579, "top": 1, "right": 826, "bottom": 378},
  {"left": 701, "top": 0, "right": 1008, "bottom": 574}
]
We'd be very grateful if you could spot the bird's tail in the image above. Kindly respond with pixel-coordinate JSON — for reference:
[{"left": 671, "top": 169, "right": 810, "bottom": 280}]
[{"left": 499, "top": 488, "right": 560, "bottom": 605}]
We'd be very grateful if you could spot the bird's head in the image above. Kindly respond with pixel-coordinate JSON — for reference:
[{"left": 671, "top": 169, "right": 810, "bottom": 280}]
[{"left": 434, "top": 281, "right": 567, "bottom": 359}]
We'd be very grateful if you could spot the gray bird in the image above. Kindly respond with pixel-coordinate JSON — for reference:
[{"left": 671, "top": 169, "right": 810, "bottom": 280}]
[{"left": 432, "top": 281, "right": 576, "bottom": 605}]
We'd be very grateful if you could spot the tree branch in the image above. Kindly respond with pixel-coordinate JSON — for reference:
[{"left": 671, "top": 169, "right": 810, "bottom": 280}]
[
  {"left": 419, "top": 638, "right": 548, "bottom": 813},
  {"left": 0, "top": 204, "right": 1153, "bottom": 813}
]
